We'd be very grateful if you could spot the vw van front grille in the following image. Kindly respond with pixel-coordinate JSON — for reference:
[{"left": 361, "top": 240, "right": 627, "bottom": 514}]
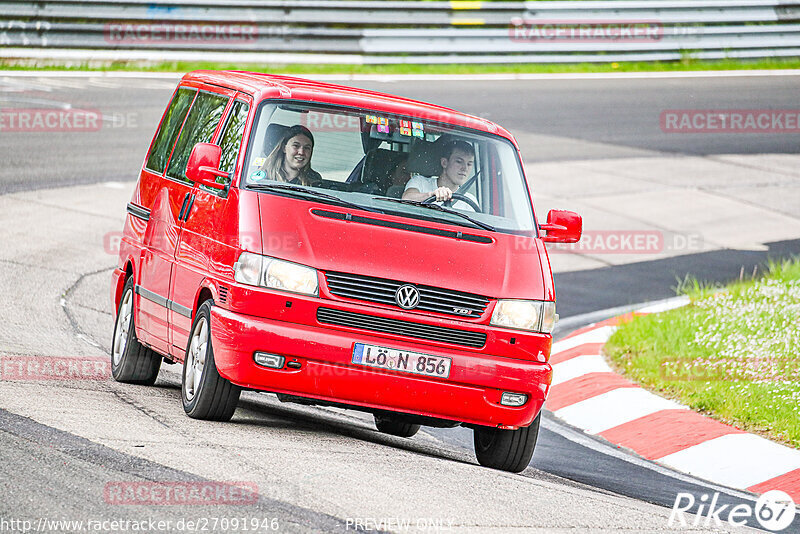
[
  {"left": 324, "top": 271, "right": 489, "bottom": 318},
  {"left": 316, "top": 308, "right": 487, "bottom": 348}
]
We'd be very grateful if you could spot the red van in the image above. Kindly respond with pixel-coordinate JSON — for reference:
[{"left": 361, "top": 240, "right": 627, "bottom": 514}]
[{"left": 110, "top": 71, "right": 581, "bottom": 473}]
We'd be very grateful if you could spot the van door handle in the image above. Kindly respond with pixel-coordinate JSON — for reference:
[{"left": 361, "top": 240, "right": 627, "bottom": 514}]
[
  {"left": 178, "top": 193, "right": 191, "bottom": 221},
  {"left": 183, "top": 194, "right": 196, "bottom": 222}
]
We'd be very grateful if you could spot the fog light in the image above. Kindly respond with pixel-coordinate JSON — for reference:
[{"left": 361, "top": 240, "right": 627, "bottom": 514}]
[
  {"left": 500, "top": 392, "right": 528, "bottom": 407},
  {"left": 254, "top": 352, "right": 285, "bottom": 369}
]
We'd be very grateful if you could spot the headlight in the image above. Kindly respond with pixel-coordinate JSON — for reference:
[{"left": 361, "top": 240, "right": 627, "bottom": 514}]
[
  {"left": 234, "top": 253, "right": 318, "bottom": 296},
  {"left": 264, "top": 257, "right": 318, "bottom": 295},
  {"left": 490, "top": 300, "right": 556, "bottom": 334}
]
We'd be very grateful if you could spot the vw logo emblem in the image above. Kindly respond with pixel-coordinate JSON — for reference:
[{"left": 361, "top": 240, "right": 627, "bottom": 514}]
[{"left": 395, "top": 284, "right": 420, "bottom": 310}]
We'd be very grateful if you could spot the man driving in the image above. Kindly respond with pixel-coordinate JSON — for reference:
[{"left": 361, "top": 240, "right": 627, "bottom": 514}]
[{"left": 402, "top": 140, "right": 477, "bottom": 211}]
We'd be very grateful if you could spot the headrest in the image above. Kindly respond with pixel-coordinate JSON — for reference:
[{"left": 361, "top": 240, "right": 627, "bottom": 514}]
[
  {"left": 264, "top": 123, "right": 289, "bottom": 154},
  {"left": 364, "top": 149, "right": 403, "bottom": 183},
  {"left": 407, "top": 135, "right": 453, "bottom": 176}
]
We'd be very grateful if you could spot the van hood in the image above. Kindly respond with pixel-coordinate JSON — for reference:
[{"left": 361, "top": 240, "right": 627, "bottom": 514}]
[{"left": 256, "top": 195, "right": 547, "bottom": 300}]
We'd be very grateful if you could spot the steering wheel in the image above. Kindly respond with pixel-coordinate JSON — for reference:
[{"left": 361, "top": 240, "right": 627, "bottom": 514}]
[{"left": 422, "top": 193, "right": 481, "bottom": 212}]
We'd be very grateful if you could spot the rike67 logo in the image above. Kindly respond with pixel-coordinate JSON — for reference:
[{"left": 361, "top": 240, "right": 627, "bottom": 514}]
[{"left": 669, "top": 490, "right": 796, "bottom": 531}]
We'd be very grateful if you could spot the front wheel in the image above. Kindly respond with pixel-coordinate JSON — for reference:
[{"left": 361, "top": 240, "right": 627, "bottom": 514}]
[
  {"left": 181, "top": 300, "right": 241, "bottom": 421},
  {"left": 473, "top": 413, "right": 540, "bottom": 473},
  {"left": 111, "top": 277, "right": 162, "bottom": 385}
]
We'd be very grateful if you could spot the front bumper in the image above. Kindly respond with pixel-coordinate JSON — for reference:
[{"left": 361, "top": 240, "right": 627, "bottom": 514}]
[{"left": 210, "top": 306, "right": 552, "bottom": 429}]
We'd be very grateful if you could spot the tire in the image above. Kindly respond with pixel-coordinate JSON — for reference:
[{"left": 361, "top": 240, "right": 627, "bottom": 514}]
[
  {"left": 473, "top": 413, "right": 541, "bottom": 473},
  {"left": 111, "top": 277, "right": 162, "bottom": 385},
  {"left": 374, "top": 414, "right": 421, "bottom": 438},
  {"left": 181, "top": 300, "right": 241, "bottom": 421}
]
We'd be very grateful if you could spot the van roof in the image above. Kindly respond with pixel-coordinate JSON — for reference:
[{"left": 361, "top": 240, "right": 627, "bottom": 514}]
[{"left": 182, "top": 70, "right": 517, "bottom": 146}]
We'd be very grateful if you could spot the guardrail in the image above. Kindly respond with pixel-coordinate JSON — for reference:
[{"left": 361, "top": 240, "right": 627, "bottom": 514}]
[{"left": 1, "top": 0, "right": 799, "bottom": 63}]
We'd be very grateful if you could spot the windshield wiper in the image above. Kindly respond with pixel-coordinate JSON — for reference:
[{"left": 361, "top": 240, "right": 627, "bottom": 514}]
[
  {"left": 373, "top": 197, "right": 496, "bottom": 232},
  {"left": 247, "top": 183, "right": 380, "bottom": 213}
]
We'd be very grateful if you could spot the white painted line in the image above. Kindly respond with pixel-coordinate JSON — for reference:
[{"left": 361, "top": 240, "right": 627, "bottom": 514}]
[
  {"left": 637, "top": 295, "right": 691, "bottom": 314},
  {"left": 324, "top": 70, "right": 800, "bottom": 81},
  {"left": 554, "top": 388, "right": 687, "bottom": 435},
  {"left": 0, "top": 49, "right": 364, "bottom": 65},
  {"left": 76, "top": 333, "right": 102, "bottom": 350},
  {"left": 551, "top": 355, "right": 612, "bottom": 386},
  {"left": 3, "top": 70, "right": 800, "bottom": 81},
  {"left": 0, "top": 71, "right": 182, "bottom": 79},
  {"left": 551, "top": 325, "right": 616, "bottom": 354},
  {"left": 554, "top": 295, "right": 694, "bottom": 335},
  {"left": 657, "top": 433, "right": 800, "bottom": 490},
  {"left": 540, "top": 415, "right": 760, "bottom": 503},
  {"left": 549, "top": 297, "right": 799, "bottom": 497}
]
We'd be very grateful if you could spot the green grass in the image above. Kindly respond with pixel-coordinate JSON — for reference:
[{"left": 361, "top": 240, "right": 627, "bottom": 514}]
[
  {"left": 604, "top": 258, "right": 800, "bottom": 449},
  {"left": 1, "top": 56, "right": 800, "bottom": 74}
]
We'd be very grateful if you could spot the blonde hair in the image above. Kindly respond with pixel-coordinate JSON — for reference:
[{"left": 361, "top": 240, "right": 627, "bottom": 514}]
[{"left": 261, "top": 126, "right": 317, "bottom": 186}]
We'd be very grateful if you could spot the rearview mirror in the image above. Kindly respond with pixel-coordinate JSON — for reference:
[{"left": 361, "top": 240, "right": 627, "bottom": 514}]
[
  {"left": 186, "top": 143, "right": 229, "bottom": 190},
  {"left": 540, "top": 209, "right": 582, "bottom": 243}
]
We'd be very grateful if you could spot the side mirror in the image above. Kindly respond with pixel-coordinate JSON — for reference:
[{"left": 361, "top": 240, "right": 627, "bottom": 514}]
[
  {"left": 540, "top": 209, "right": 582, "bottom": 243},
  {"left": 186, "top": 143, "right": 229, "bottom": 190}
]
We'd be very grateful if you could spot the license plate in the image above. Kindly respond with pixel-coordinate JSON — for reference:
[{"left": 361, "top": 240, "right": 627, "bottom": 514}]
[{"left": 352, "top": 343, "right": 452, "bottom": 379}]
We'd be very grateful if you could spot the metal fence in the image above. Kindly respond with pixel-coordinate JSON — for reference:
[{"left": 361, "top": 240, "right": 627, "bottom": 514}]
[{"left": 1, "top": 0, "right": 799, "bottom": 63}]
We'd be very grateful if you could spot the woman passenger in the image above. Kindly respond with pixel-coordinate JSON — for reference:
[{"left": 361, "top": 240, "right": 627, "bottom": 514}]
[{"left": 253, "top": 125, "right": 322, "bottom": 186}]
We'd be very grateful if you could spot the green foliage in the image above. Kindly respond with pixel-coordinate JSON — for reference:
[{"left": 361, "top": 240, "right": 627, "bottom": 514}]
[
  {"left": 2, "top": 57, "right": 800, "bottom": 74},
  {"left": 606, "top": 257, "right": 800, "bottom": 448}
]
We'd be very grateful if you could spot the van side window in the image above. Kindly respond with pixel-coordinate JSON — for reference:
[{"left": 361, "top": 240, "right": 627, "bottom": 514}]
[
  {"left": 145, "top": 87, "right": 195, "bottom": 174},
  {"left": 218, "top": 100, "right": 250, "bottom": 181},
  {"left": 166, "top": 92, "right": 229, "bottom": 184}
]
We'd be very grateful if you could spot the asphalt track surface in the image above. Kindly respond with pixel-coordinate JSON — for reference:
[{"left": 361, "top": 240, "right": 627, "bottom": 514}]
[
  {"left": 1, "top": 72, "right": 799, "bottom": 532},
  {"left": 3, "top": 73, "right": 800, "bottom": 192}
]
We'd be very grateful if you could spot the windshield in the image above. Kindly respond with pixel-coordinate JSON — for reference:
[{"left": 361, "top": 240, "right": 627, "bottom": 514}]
[{"left": 241, "top": 102, "right": 536, "bottom": 234}]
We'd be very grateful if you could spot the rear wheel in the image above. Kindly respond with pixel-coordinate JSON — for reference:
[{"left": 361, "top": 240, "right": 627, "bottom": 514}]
[
  {"left": 473, "top": 413, "right": 540, "bottom": 473},
  {"left": 374, "top": 414, "right": 421, "bottom": 438},
  {"left": 182, "top": 300, "right": 241, "bottom": 421},
  {"left": 111, "top": 277, "right": 162, "bottom": 385}
]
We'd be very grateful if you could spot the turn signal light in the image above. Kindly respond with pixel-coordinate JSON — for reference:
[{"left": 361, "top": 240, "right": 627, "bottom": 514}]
[
  {"left": 254, "top": 352, "right": 285, "bottom": 369},
  {"left": 500, "top": 392, "right": 528, "bottom": 407}
]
